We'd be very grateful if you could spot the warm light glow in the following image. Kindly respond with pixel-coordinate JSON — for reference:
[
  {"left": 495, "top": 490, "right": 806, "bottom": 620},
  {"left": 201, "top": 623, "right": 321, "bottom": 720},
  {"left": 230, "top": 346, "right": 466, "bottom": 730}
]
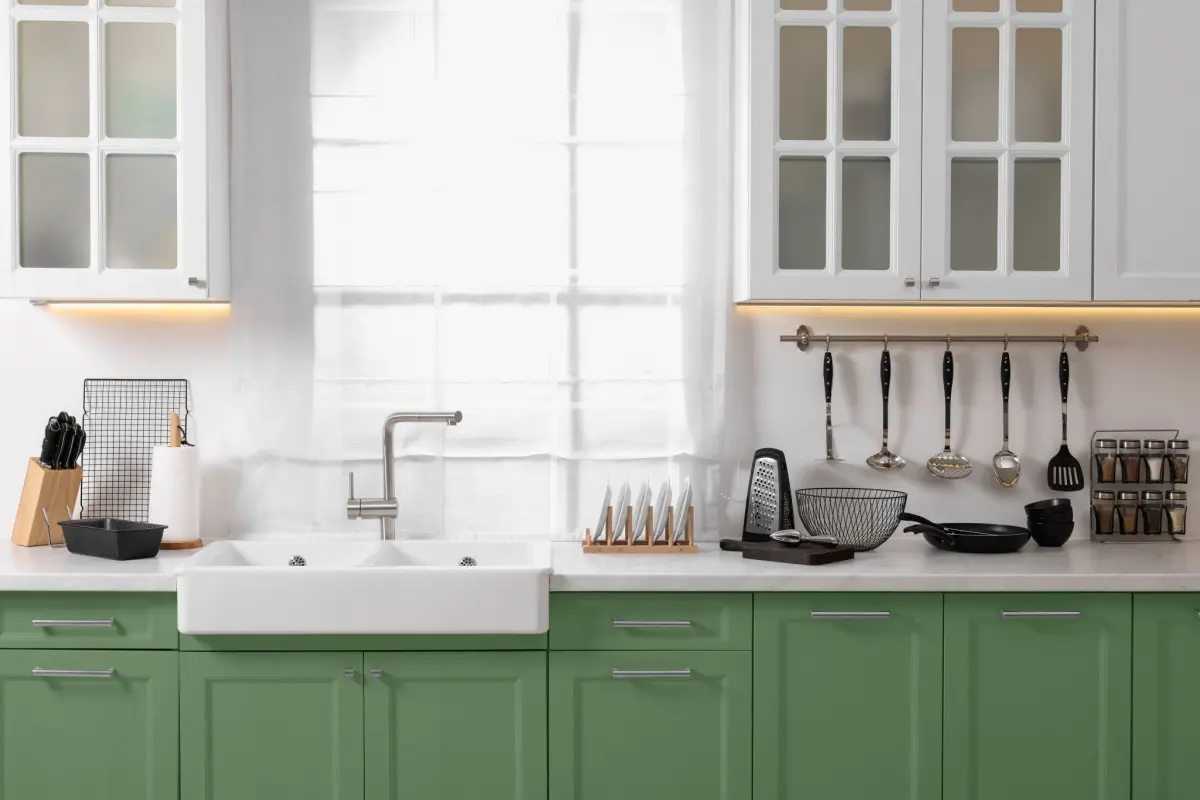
[
  {"left": 736, "top": 303, "right": 1200, "bottom": 320},
  {"left": 40, "top": 302, "right": 232, "bottom": 319}
]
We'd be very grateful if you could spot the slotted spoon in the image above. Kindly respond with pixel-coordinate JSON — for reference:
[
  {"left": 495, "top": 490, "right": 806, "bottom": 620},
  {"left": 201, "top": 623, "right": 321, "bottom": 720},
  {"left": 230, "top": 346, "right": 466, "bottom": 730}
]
[
  {"left": 927, "top": 348, "right": 973, "bottom": 480},
  {"left": 1047, "top": 350, "right": 1084, "bottom": 492}
]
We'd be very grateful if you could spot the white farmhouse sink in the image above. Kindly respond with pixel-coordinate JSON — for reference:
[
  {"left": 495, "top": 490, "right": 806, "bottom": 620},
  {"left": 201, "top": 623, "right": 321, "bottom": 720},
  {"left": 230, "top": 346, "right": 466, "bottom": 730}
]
[{"left": 176, "top": 540, "right": 551, "bottom": 636}]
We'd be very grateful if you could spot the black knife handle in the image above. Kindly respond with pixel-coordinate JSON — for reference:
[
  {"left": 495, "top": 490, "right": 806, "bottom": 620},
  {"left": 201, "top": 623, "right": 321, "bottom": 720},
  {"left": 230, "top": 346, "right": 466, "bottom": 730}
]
[
  {"left": 1001, "top": 352, "right": 1011, "bottom": 404},
  {"left": 943, "top": 350, "right": 954, "bottom": 432},
  {"left": 880, "top": 350, "right": 891, "bottom": 431},
  {"left": 38, "top": 419, "right": 60, "bottom": 467},
  {"left": 54, "top": 426, "right": 75, "bottom": 470},
  {"left": 1059, "top": 351, "right": 1069, "bottom": 404},
  {"left": 73, "top": 429, "right": 87, "bottom": 468},
  {"left": 824, "top": 352, "right": 833, "bottom": 405}
]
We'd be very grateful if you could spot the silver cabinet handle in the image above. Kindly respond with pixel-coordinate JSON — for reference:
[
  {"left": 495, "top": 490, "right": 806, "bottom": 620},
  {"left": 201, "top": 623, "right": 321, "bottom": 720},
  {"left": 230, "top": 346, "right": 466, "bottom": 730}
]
[
  {"left": 904, "top": 278, "right": 916, "bottom": 287},
  {"left": 343, "top": 669, "right": 357, "bottom": 678},
  {"left": 928, "top": 277, "right": 941, "bottom": 287},
  {"left": 32, "top": 668, "right": 115, "bottom": 679},
  {"left": 33, "top": 618, "right": 114, "bottom": 628},
  {"left": 369, "top": 668, "right": 382, "bottom": 679},
  {"left": 810, "top": 611, "right": 891, "bottom": 620},
  {"left": 1001, "top": 611, "right": 1081, "bottom": 619},
  {"left": 612, "top": 620, "right": 692, "bottom": 629},
  {"left": 612, "top": 669, "right": 692, "bottom": 679}
]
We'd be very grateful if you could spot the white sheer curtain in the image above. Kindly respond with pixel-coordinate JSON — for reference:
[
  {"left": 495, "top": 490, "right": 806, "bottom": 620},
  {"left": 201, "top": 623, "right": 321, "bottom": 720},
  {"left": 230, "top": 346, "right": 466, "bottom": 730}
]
[{"left": 305, "top": 0, "right": 731, "bottom": 539}]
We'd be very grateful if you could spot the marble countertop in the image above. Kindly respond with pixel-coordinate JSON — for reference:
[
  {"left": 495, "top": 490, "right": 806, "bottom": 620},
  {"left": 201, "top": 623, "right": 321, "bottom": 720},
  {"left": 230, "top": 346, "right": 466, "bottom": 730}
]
[{"left": 6, "top": 536, "right": 1200, "bottom": 593}]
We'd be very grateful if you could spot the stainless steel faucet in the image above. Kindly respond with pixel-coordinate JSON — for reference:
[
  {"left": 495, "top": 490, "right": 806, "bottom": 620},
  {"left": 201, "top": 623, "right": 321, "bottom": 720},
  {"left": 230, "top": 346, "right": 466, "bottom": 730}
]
[{"left": 346, "top": 411, "right": 463, "bottom": 540}]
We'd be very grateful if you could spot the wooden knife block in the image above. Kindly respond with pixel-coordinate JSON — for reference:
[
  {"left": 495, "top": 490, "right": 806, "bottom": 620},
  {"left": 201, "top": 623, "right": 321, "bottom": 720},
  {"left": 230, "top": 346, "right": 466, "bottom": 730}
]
[{"left": 11, "top": 459, "right": 82, "bottom": 547}]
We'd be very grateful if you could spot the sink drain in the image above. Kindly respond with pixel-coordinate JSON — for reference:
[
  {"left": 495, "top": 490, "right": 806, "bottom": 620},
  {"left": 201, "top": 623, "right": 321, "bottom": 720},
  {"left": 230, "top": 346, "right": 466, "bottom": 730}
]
[
  {"left": 288, "top": 556, "right": 307, "bottom": 567},
  {"left": 459, "top": 557, "right": 477, "bottom": 567}
]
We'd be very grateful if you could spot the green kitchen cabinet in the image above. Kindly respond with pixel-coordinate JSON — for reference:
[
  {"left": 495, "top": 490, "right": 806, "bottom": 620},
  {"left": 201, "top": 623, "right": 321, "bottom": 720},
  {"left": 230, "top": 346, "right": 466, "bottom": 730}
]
[
  {"left": 944, "top": 594, "right": 1132, "bottom": 800},
  {"left": 1133, "top": 594, "right": 1200, "bottom": 800},
  {"left": 0, "top": 649, "right": 178, "bottom": 800},
  {"left": 365, "top": 652, "right": 546, "bottom": 800},
  {"left": 754, "top": 593, "right": 943, "bottom": 800},
  {"left": 180, "top": 651, "right": 364, "bottom": 800},
  {"left": 549, "top": 650, "right": 751, "bottom": 800}
]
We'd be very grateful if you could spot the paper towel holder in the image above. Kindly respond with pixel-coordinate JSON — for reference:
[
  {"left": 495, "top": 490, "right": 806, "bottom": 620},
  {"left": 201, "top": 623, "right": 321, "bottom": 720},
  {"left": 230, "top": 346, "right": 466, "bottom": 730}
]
[{"left": 156, "top": 412, "right": 203, "bottom": 551}]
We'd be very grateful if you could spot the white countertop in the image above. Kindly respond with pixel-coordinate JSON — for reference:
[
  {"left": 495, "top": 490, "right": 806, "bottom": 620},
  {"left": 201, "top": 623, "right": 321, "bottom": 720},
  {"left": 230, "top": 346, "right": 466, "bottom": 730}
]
[{"left": 6, "top": 537, "right": 1200, "bottom": 593}]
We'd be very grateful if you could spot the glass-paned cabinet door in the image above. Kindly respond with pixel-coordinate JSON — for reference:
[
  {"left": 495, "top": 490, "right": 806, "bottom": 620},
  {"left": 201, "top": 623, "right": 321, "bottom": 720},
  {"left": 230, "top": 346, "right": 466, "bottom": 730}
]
[
  {"left": 921, "top": 0, "right": 1093, "bottom": 301},
  {"left": 0, "top": 0, "right": 227, "bottom": 300},
  {"left": 739, "top": 0, "right": 922, "bottom": 302}
]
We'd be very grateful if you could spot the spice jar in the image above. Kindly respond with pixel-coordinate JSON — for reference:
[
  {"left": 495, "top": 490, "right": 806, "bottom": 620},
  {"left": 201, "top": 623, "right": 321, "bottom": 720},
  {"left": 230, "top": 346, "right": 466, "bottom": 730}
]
[
  {"left": 1119, "top": 440, "right": 1142, "bottom": 483},
  {"left": 1092, "top": 439, "right": 1118, "bottom": 484},
  {"left": 1141, "top": 491, "right": 1165, "bottom": 535},
  {"left": 1091, "top": 490, "right": 1116, "bottom": 536},
  {"left": 1168, "top": 440, "right": 1190, "bottom": 484},
  {"left": 1117, "top": 491, "right": 1141, "bottom": 535},
  {"left": 1166, "top": 491, "right": 1187, "bottom": 536},
  {"left": 1143, "top": 440, "right": 1168, "bottom": 484}
]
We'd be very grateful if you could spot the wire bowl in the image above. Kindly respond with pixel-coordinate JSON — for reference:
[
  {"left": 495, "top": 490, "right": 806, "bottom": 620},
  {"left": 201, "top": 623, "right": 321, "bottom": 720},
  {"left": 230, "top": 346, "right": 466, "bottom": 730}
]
[{"left": 794, "top": 488, "right": 909, "bottom": 552}]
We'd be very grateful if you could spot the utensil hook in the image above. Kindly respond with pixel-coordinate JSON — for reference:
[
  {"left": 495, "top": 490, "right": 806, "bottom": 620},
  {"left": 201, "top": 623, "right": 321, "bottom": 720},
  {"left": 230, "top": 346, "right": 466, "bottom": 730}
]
[
  {"left": 882, "top": 334, "right": 889, "bottom": 352},
  {"left": 1061, "top": 335, "right": 1067, "bottom": 352},
  {"left": 945, "top": 334, "right": 952, "bottom": 352},
  {"left": 1003, "top": 334, "right": 1009, "bottom": 352},
  {"left": 824, "top": 334, "right": 831, "bottom": 353}
]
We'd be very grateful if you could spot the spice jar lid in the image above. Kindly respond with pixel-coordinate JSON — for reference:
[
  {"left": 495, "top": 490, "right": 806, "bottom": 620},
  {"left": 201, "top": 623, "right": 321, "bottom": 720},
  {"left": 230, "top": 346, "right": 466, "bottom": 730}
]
[
  {"left": 1119, "top": 440, "right": 1142, "bottom": 449},
  {"left": 1167, "top": 491, "right": 1188, "bottom": 501},
  {"left": 1094, "top": 439, "right": 1118, "bottom": 449},
  {"left": 1145, "top": 439, "right": 1167, "bottom": 449},
  {"left": 1169, "top": 440, "right": 1190, "bottom": 450},
  {"left": 1141, "top": 491, "right": 1164, "bottom": 502},
  {"left": 1092, "top": 490, "right": 1116, "bottom": 500},
  {"left": 1117, "top": 491, "right": 1141, "bottom": 501}
]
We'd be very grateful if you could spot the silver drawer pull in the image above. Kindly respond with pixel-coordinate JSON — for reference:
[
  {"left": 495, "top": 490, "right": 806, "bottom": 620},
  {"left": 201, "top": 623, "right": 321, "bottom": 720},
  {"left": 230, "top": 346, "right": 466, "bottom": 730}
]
[
  {"left": 32, "top": 668, "right": 115, "bottom": 679},
  {"left": 612, "top": 620, "right": 692, "bottom": 629},
  {"left": 370, "top": 668, "right": 382, "bottom": 679},
  {"left": 612, "top": 669, "right": 692, "bottom": 680},
  {"left": 32, "top": 618, "right": 115, "bottom": 628},
  {"left": 1001, "top": 611, "right": 1081, "bottom": 619},
  {"left": 810, "top": 611, "right": 891, "bottom": 620},
  {"left": 343, "top": 669, "right": 357, "bottom": 678}
]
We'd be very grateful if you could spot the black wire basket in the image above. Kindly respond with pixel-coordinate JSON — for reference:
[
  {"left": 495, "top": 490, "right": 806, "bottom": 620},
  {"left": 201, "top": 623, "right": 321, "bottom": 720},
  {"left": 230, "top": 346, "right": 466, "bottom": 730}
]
[{"left": 794, "top": 488, "right": 909, "bottom": 552}]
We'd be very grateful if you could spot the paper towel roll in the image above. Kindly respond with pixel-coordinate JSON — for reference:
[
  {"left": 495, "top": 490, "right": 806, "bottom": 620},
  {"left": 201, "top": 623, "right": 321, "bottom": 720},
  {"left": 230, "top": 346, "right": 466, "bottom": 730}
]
[{"left": 149, "top": 445, "right": 201, "bottom": 543}]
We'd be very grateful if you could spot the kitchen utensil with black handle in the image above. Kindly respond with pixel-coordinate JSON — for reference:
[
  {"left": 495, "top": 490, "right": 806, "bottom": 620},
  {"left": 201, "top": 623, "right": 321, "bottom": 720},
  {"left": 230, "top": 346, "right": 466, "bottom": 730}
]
[
  {"left": 1047, "top": 351, "right": 1084, "bottom": 492},
  {"left": 899, "top": 513, "right": 1030, "bottom": 553},
  {"left": 38, "top": 418, "right": 61, "bottom": 468},
  {"left": 822, "top": 351, "right": 843, "bottom": 462}
]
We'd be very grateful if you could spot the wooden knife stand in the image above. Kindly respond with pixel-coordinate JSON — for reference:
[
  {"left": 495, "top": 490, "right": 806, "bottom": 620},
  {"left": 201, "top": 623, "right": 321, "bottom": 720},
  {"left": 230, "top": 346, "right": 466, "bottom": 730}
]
[
  {"left": 11, "top": 459, "right": 83, "bottom": 547},
  {"left": 583, "top": 505, "right": 697, "bottom": 554}
]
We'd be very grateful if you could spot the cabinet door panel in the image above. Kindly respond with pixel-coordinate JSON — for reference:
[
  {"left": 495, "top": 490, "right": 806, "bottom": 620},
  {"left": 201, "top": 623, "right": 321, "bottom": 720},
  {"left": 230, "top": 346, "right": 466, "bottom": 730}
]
[
  {"left": 944, "top": 594, "right": 1131, "bottom": 800},
  {"left": 0, "top": 650, "right": 178, "bottom": 800},
  {"left": 549, "top": 650, "right": 750, "bottom": 800},
  {"left": 1133, "top": 594, "right": 1200, "bottom": 800},
  {"left": 754, "top": 593, "right": 942, "bottom": 800},
  {"left": 365, "top": 651, "right": 546, "bottom": 800},
  {"left": 180, "top": 651, "right": 364, "bottom": 800}
]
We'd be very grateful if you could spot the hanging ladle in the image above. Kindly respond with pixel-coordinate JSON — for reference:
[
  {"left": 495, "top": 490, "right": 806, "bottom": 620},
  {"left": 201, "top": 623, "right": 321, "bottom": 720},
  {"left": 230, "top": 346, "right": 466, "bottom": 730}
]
[
  {"left": 927, "top": 338, "right": 973, "bottom": 480},
  {"left": 867, "top": 339, "right": 906, "bottom": 471}
]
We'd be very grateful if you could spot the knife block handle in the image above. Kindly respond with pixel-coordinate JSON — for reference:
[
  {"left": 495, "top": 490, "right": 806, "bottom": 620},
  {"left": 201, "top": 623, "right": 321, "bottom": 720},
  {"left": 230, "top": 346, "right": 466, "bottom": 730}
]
[{"left": 11, "top": 459, "right": 83, "bottom": 547}]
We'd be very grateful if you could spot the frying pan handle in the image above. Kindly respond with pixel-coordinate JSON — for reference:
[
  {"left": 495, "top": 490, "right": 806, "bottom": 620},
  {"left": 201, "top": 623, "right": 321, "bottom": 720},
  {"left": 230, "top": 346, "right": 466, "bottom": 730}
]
[
  {"left": 824, "top": 352, "right": 834, "bottom": 405},
  {"left": 904, "top": 523, "right": 956, "bottom": 548},
  {"left": 898, "top": 512, "right": 940, "bottom": 529}
]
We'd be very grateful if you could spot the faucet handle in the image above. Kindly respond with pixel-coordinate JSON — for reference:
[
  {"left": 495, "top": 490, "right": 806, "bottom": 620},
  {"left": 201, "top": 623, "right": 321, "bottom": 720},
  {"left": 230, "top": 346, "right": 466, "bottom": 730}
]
[{"left": 348, "top": 472, "right": 356, "bottom": 500}]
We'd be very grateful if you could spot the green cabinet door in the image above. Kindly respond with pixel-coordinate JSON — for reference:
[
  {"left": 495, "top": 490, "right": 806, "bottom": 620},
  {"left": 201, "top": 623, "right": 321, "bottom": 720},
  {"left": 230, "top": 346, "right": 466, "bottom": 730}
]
[
  {"left": 0, "top": 649, "right": 178, "bottom": 800},
  {"left": 1133, "top": 594, "right": 1200, "bottom": 800},
  {"left": 549, "top": 650, "right": 751, "bottom": 800},
  {"left": 944, "top": 594, "right": 1132, "bottom": 800},
  {"left": 754, "top": 593, "right": 942, "bottom": 800},
  {"left": 181, "top": 651, "right": 364, "bottom": 800},
  {"left": 364, "top": 652, "right": 546, "bottom": 800}
]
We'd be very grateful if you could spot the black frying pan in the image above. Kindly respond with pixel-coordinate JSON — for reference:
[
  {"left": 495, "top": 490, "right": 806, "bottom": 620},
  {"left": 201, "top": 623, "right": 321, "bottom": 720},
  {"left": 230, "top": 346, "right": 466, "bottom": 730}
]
[{"left": 898, "top": 512, "right": 1031, "bottom": 554}]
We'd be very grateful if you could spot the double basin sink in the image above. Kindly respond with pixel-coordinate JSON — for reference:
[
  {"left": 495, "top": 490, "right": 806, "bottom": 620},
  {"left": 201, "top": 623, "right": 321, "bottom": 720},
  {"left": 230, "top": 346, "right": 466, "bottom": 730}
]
[{"left": 176, "top": 541, "right": 551, "bottom": 636}]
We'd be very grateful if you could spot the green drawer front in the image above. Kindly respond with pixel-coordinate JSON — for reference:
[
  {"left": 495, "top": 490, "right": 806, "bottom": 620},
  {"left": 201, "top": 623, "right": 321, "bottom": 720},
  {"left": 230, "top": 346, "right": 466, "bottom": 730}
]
[
  {"left": 550, "top": 593, "right": 751, "bottom": 650},
  {"left": 0, "top": 593, "right": 177, "bottom": 650}
]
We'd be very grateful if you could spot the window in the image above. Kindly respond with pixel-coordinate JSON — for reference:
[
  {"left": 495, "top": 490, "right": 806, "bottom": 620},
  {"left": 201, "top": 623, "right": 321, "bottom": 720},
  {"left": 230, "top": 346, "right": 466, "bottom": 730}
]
[{"left": 305, "top": 0, "right": 730, "bottom": 538}]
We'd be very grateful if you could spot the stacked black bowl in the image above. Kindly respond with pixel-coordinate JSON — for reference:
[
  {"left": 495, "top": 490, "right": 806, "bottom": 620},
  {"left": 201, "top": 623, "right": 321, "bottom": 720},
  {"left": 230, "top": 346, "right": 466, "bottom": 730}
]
[{"left": 1025, "top": 499, "right": 1075, "bottom": 547}]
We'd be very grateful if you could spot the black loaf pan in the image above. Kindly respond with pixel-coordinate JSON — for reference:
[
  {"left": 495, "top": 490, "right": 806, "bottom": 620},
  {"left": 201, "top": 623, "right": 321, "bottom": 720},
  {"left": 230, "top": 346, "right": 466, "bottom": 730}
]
[{"left": 58, "top": 519, "right": 166, "bottom": 561}]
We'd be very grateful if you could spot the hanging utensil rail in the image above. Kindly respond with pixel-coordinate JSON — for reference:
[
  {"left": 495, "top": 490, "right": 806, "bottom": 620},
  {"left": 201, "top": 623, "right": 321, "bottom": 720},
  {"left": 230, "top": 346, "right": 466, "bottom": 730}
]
[{"left": 782, "top": 325, "right": 1097, "bottom": 352}]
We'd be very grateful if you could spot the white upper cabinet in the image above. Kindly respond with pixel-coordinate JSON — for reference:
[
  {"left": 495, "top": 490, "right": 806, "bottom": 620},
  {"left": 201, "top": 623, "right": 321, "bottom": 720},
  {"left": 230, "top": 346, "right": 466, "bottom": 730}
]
[
  {"left": 1093, "top": 1, "right": 1200, "bottom": 302},
  {"left": 922, "top": 0, "right": 1093, "bottom": 302},
  {"left": 0, "top": 0, "right": 228, "bottom": 301},
  {"left": 739, "top": 0, "right": 924, "bottom": 302}
]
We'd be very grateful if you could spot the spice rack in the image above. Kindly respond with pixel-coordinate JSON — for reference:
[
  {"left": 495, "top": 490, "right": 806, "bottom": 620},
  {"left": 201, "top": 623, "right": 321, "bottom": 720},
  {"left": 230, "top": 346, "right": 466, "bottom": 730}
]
[{"left": 1091, "top": 429, "right": 1186, "bottom": 543}]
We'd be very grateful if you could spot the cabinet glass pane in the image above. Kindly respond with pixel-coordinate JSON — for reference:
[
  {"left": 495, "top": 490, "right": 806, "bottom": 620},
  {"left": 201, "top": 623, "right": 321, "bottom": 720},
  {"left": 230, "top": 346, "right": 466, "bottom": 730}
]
[
  {"left": 18, "top": 22, "right": 89, "bottom": 138},
  {"left": 781, "top": 0, "right": 826, "bottom": 9},
  {"left": 1013, "top": 158, "right": 1061, "bottom": 272},
  {"left": 779, "top": 157, "right": 826, "bottom": 271},
  {"left": 950, "top": 158, "right": 998, "bottom": 272},
  {"left": 779, "top": 27, "right": 827, "bottom": 142},
  {"left": 1014, "top": 27, "right": 1062, "bottom": 142},
  {"left": 19, "top": 0, "right": 87, "bottom": 4},
  {"left": 841, "top": 157, "right": 890, "bottom": 271},
  {"left": 951, "top": 28, "right": 999, "bottom": 142},
  {"left": 844, "top": 0, "right": 891, "bottom": 10},
  {"left": 105, "top": 23, "right": 177, "bottom": 139},
  {"left": 1016, "top": 0, "right": 1062, "bottom": 11},
  {"left": 842, "top": 27, "right": 891, "bottom": 142},
  {"left": 106, "top": 155, "right": 178, "bottom": 270},
  {"left": 953, "top": 0, "right": 999, "bottom": 9},
  {"left": 106, "top": 0, "right": 177, "bottom": 5},
  {"left": 20, "top": 154, "right": 90, "bottom": 270}
]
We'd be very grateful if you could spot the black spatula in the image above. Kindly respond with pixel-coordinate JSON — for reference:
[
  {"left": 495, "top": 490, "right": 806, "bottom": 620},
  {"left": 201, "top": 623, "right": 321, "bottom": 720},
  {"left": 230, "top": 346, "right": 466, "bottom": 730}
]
[{"left": 1047, "top": 351, "right": 1084, "bottom": 492}]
